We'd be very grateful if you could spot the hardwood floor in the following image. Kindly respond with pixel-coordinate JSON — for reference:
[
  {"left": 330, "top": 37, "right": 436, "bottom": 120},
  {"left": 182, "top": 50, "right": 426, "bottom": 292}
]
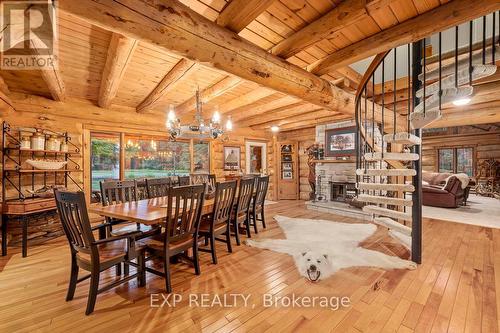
[{"left": 0, "top": 200, "right": 499, "bottom": 332}]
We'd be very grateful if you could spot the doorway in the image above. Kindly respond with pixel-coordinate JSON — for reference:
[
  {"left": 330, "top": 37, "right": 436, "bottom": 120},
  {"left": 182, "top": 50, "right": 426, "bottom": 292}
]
[{"left": 245, "top": 141, "right": 267, "bottom": 174}]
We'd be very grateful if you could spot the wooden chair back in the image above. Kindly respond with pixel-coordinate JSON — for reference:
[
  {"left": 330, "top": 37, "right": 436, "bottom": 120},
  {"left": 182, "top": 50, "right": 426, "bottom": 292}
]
[
  {"left": 191, "top": 173, "right": 216, "bottom": 192},
  {"left": 170, "top": 176, "right": 180, "bottom": 187},
  {"left": 212, "top": 181, "right": 237, "bottom": 228},
  {"left": 146, "top": 177, "right": 171, "bottom": 198},
  {"left": 178, "top": 176, "right": 191, "bottom": 186},
  {"left": 164, "top": 184, "right": 205, "bottom": 244},
  {"left": 135, "top": 178, "right": 148, "bottom": 200},
  {"left": 54, "top": 189, "right": 95, "bottom": 256},
  {"left": 100, "top": 180, "right": 138, "bottom": 206},
  {"left": 236, "top": 177, "right": 254, "bottom": 215},
  {"left": 254, "top": 176, "right": 269, "bottom": 208}
]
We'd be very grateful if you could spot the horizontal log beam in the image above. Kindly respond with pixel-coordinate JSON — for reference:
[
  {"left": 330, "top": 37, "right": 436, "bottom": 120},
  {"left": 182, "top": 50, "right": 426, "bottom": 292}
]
[
  {"left": 238, "top": 102, "right": 322, "bottom": 127},
  {"left": 99, "top": 33, "right": 138, "bottom": 108},
  {"left": 218, "top": 86, "right": 275, "bottom": 115},
  {"left": 270, "top": 0, "right": 367, "bottom": 59},
  {"left": 136, "top": 58, "right": 195, "bottom": 113},
  {"left": 252, "top": 109, "right": 337, "bottom": 130},
  {"left": 216, "top": 0, "right": 276, "bottom": 33},
  {"left": 428, "top": 102, "right": 500, "bottom": 128},
  {"left": 308, "top": 0, "right": 500, "bottom": 75},
  {"left": 59, "top": 0, "right": 404, "bottom": 130},
  {"left": 176, "top": 76, "right": 241, "bottom": 115}
]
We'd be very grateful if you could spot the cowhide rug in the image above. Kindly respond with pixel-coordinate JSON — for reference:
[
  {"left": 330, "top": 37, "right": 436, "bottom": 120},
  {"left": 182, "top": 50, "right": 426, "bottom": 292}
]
[{"left": 245, "top": 215, "right": 416, "bottom": 282}]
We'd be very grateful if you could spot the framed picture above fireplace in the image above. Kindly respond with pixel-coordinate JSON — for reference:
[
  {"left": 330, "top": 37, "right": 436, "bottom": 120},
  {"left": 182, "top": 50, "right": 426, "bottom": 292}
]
[{"left": 325, "top": 126, "right": 356, "bottom": 157}]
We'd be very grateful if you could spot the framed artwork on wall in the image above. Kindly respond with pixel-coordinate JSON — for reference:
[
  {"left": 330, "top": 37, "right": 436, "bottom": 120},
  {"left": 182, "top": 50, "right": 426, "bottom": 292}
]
[
  {"left": 324, "top": 126, "right": 356, "bottom": 157},
  {"left": 223, "top": 146, "right": 241, "bottom": 171}
]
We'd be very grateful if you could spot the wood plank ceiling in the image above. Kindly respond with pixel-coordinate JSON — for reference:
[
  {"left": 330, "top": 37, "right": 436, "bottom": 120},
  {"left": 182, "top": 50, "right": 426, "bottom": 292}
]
[{"left": 2, "top": 0, "right": 498, "bottom": 132}]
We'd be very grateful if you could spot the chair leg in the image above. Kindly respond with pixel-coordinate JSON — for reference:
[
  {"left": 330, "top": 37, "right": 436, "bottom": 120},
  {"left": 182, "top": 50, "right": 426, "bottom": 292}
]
[
  {"left": 204, "top": 236, "right": 209, "bottom": 246},
  {"left": 226, "top": 229, "right": 233, "bottom": 253},
  {"left": 233, "top": 219, "right": 241, "bottom": 246},
  {"left": 137, "top": 253, "right": 146, "bottom": 287},
  {"left": 115, "top": 263, "right": 122, "bottom": 276},
  {"left": 252, "top": 211, "right": 259, "bottom": 234},
  {"left": 164, "top": 256, "right": 172, "bottom": 293},
  {"left": 124, "top": 263, "right": 130, "bottom": 276},
  {"left": 193, "top": 241, "right": 201, "bottom": 275},
  {"left": 66, "top": 254, "right": 79, "bottom": 301},
  {"left": 210, "top": 233, "right": 218, "bottom": 265},
  {"left": 244, "top": 214, "right": 252, "bottom": 238},
  {"left": 261, "top": 210, "right": 267, "bottom": 229},
  {"left": 85, "top": 270, "right": 100, "bottom": 315}
]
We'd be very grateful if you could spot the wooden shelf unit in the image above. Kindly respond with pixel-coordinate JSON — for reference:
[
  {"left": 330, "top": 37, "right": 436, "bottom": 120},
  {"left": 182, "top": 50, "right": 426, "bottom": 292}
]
[{"left": 277, "top": 141, "right": 299, "bottom": 200}]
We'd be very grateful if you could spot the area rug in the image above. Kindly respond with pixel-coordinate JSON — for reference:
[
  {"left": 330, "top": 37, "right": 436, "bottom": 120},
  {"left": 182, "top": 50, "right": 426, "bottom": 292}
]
[
  {"left": 423, "top": 194, "right": 500, "bottom": 229},
  {"left": 245, "top": 215, "right": 416, "bottom": 282}
]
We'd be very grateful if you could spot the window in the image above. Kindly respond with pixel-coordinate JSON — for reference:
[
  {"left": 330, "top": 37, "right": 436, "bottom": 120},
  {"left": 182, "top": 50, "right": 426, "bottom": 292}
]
[
  {"left": 91, "top": 133, "right": 120, "bottom": 191},
  {"left": 193, "top": 141, "right": 210, "bottom": 173},
  {"left": 438, "top": 147, "right": 474, "bottom": 176},
  {"left": 89, "top": 131, "right": 209, "bottom": 191},
  {"left": 124, "top": 137, "right": 191, "bottom": 179}
]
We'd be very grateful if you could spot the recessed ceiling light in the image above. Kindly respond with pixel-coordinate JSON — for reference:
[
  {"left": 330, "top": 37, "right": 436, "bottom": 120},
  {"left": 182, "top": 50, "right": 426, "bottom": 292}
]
[
  {"left": 452, "top": 97, "right": 471, "bottom": 106},
  {"left": 271, "top": 126, "right": 280, "bottom": 132}
]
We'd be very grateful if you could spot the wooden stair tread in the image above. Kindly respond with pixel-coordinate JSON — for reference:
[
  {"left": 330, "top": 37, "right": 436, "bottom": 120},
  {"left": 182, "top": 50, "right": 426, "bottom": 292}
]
[
  {"left": 363, "top": 205, "right": 412, "bottom": 221},
  {"left": 373, "top": 217, "right": 412, "bottom": 236},
  {"left": 358, "top": 194, "right": 413, "bottom": 207},
  {"left": 409, "top": 108, "right": 441, "bottom": 129},
  {"left": 364, "top": 152, "right": 419, "bottom": 162},
  {"left": 383, "top": 132, "right": 421, "bottom": 146},
  {"left": 356, "top": 168, "right": 416, "bottom": 176},
  {"left": 415, "top": 64, "right": 497, "bottom": 98},
  {"left": 357, "top": 182, "right": 415, "bottom": 192}
]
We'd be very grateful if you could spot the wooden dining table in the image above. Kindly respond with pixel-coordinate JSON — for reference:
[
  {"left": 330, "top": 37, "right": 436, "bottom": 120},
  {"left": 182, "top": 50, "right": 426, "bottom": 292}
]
[{"left": 89, "top": 196, "right": 217, "bottom": 225}]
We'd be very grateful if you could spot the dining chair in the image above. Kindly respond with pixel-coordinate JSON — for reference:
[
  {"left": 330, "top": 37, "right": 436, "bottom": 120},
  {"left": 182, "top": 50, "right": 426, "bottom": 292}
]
[
  {"left": 191, "top": 173, "right": 217, "bottom": 193},
  {"left": 178, "top": 175, "right": 191, "bottom": 186},
  {"left": 231, "top": 177, "right": 254, "bottom": 245},
  {"left": 135, "top": 178, "right": 149, "bottom": 200},
  {"left": 100, "top": 180, "right": 159, "bottom": 274},
  {"left": 199, "top": 180, "right": 237, "bottom": 264},
  {"left": 138, "top": 184, "right": 205, "bottom": 293},
  {"left": 146, "top": 177, "right": 171, "bottom": 198},
  {"left": 250, "top": 176, "right": 269, "bottom": 233},
  {"left": 170, "top": 176, "right": 180, "bottom": 187},
  {"left": 54, "top": 189, "right": 145, "bottom": 315}
]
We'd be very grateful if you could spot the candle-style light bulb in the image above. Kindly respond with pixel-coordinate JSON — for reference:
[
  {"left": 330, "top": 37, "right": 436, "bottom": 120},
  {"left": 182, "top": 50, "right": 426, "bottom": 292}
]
[
  {"left": 225, "top": 116, "right": 233, "bottom": 131},
  {"left": 212, "top": 108, "right": 221, "bottom": 124}
]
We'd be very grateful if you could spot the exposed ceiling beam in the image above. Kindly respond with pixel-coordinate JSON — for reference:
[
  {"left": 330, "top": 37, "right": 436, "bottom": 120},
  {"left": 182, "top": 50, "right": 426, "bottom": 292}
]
[
  {"left": 308, "top": 0, "right": 500, "bottom": 75},
  {"left": 237, "top": 102, "right": 321, "bottom": 127},
  {"left": 252, "top": 109, "right": 337, "bottom": 130},
  {"left": 30, "top": 40, "right": 66, "bottom": 102},
  {"left": 60, "top": 0, "right": 406, "bottom": 130},
  {"left": 270, "top": 0, "right": 368, "bottom": 59},
  {"left": 279, "top": 114, "right": 352, "bottom": 131},
  {"left": 230, "top": 95, "right": 300, "bottom": 121},
  {"left": 218, "top": 86, "right": 275, "bottom": 114},
  {"left": 99, "top": 33, "right": 138, "bottom": 108},
  {"left": 216, "top": 0, "right": 276, "bottom": 33},
  {"left": 136, "top": 58, "right": 195, "bottom": 113},
  {"left": 176, "top": 76, "right": 241, "bottom": 115}
]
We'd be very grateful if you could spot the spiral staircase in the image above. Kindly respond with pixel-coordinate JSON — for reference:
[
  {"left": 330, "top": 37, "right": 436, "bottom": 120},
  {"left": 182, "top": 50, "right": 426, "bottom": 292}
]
[{"left": 355, "top": 13, "right": 499, "bottom": 263}]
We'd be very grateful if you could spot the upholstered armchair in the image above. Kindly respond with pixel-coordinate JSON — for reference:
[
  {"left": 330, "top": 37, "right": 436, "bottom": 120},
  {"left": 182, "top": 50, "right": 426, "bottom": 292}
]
[{"left": 422, "top": 176, "right": 464, "bottom": 208}]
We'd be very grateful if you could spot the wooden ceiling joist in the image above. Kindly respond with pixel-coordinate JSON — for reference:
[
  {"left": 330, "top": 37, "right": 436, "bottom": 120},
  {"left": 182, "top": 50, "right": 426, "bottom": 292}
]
[
  {"left": 430, "top": 102, "right": 500, "bottom": 128},
  {"left": 270, "top": 0, "right": 368, "bottom": 59},
  {"left": 99, "top": 33, "right": 138, "bottom": 108},
  {"left": 238, "top": 103, "right": 323, "bottom": 128},
  {"left": 230, "top": 95, "right": 300, "bottom": 121},
  {"left": 59, "top": 0, "right": 406, "bottom": 130},
  {"left": 216, "top": 0, "right": 276, "bottom": 33},
  {"left": 176, "top": 76, "right": 241, "bottom": 115},
  {"left": 218, "top": 86, "right": 275, "bottom": 115},
  {"left": 136, "top": 58, "right": 195, "bottom": 113},
  {"left": 308, "top": 0, "right": 500, "bottom": 75},
  {"left": 279, "top": 114, "right": 351, "bottom": 131},
  {"left": 252, "top": 109, "right": 339, "bottom": 130}
]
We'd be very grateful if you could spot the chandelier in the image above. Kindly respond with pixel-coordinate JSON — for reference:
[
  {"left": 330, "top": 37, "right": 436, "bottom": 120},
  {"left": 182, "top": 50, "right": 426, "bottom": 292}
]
[{"left": 166, "top": 88, "right": 232, "bottom": 140}]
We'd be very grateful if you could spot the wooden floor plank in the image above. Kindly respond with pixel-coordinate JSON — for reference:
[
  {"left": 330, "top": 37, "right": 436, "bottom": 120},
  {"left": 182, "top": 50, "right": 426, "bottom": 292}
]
[{"left": 0, "top": 201, "right": 497, "bottom": 333}]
